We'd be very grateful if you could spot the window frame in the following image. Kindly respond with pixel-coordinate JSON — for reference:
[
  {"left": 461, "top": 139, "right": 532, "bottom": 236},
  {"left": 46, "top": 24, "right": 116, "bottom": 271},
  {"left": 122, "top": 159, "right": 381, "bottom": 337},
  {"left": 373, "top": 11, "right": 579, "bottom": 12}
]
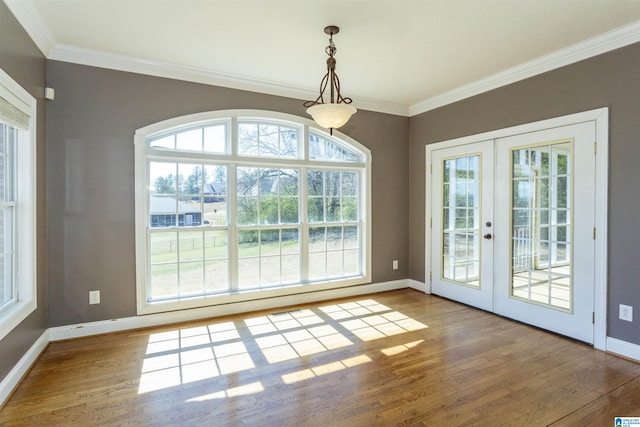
[
  {"left": 135, "top": 110, "right": 371, "bottom": 315},
  {"left": 0, "top": 68, "right": 37, "bottom": 341}
]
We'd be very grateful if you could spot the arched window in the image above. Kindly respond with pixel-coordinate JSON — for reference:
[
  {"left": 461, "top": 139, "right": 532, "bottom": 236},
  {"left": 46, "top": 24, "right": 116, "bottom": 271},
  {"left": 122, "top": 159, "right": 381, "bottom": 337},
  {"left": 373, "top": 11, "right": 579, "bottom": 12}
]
[{"left": 134, "top": 111, "right": 371, "bottom": 314}]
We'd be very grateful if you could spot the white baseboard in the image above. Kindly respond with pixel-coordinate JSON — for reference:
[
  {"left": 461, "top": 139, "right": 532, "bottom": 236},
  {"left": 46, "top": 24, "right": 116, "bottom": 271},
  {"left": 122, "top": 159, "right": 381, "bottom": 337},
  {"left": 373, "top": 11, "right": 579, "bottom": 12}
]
[
  {"left": 50, "top": 279, "right": 409, "bottom": 341},
  {"left": 0, "top": 329, "right": 49, "bottom": 407},
  {"left": 606, "top": 336, "right": 640, "bottom": 362},
  {"left": 408, "top": 279, "right": 428, "bottom": 293}
]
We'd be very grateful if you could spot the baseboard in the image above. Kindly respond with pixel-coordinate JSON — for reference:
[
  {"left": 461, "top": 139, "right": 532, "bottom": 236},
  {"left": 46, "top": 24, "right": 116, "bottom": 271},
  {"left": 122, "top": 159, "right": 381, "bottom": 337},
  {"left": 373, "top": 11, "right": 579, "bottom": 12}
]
[
  {"left": 606, "top": 336, "right": 640, "bottom": 363},
  {"left": 408, "top": 279, "right": 428, "bottom": 293},
  {"left": 50, "top": 279, "right": 410, "bottom": 341},
  {"left": 0, "top": 329, "right": 50, "bottom": 408}
]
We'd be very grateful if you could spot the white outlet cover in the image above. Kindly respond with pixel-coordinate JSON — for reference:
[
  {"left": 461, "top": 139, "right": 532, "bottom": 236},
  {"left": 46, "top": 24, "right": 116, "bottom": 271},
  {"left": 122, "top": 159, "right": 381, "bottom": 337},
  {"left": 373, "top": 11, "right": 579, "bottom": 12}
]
[
  {"left": 89, "top": 290, "right": 101, "bottom": 305},
  {"left": 619, "top": 304, "right": 633, "bottom": 322}
]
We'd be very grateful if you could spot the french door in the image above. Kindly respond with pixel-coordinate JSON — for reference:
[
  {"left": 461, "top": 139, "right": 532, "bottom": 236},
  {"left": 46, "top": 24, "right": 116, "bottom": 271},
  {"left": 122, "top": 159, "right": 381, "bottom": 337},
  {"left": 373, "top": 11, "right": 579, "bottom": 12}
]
[
  {"left": 430, "top": 120, "right": 597, "bottom": 344},
  {"left": 431, "top": 141, "right": 494, "bottom": 312}
]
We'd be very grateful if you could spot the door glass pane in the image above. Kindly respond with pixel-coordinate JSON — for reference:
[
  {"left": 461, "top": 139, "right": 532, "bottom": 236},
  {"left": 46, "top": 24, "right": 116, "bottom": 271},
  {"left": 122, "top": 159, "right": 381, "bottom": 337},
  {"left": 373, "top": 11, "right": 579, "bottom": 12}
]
[
  {"left": 511, "top": 142, "right": 572, "bottom": 311},
  {"left": 441, "top": 155, "right": 481, "bottom": 287}
]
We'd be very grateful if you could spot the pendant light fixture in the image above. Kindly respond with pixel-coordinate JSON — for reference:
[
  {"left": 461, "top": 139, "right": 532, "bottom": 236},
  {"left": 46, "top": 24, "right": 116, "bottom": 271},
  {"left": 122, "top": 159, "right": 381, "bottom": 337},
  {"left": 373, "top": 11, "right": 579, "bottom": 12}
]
[{"left": 304, "top": 25, "right": 356, "bottom": 135}]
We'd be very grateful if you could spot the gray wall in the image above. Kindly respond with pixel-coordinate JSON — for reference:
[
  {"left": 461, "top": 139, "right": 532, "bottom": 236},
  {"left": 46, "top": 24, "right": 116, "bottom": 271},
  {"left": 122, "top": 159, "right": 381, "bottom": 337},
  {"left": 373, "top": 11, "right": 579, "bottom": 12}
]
[
  {"left": 46, "top": 61, "right": 409, "bottom": 326},
  {"left": 0, "top": 3, "right": 48, "bottom": 382},
  {"left": 409, "top": 42, "right": 640, "bottom": 345}
]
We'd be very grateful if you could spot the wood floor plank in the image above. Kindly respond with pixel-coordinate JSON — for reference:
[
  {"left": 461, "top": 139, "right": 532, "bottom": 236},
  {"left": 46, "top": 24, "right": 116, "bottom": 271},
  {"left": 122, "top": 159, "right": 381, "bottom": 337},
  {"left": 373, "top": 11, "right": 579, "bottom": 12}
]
[
  {"left": 550, "top": 376, "right": 640, "bottom": 426},
  {"left": 1, "top": 289, "right": 640, "bottom": 426}
]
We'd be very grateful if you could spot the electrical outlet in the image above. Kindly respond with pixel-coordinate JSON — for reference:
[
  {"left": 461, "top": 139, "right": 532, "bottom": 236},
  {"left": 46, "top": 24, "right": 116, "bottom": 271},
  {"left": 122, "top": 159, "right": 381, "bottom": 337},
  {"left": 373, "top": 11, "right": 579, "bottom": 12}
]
[
  {"left": 619, "top": 304, "right": 633, "bottom": 322},
  {"left": 393, "top": 260, "right": 399, "bottom": 270},
  {"left": 89, "top": 290, "right": 101, "bottom": 305}
]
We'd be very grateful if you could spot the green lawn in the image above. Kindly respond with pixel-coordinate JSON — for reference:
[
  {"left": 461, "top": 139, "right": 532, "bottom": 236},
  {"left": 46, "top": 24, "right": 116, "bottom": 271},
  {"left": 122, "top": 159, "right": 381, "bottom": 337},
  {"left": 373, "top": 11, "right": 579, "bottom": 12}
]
[{"left": 147, "top": 226, "right": 359, "bottom": 299}]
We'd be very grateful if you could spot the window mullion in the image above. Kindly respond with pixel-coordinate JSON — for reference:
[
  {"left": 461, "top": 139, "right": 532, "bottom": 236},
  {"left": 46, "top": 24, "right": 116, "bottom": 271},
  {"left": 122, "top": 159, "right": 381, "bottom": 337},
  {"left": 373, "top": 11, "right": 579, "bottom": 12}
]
[
  {"left": 8, "top": 128, "right": 16, "bottom": 303},
  {"left": 176, "top": 229, "right": 181, "bottom": 297},
  {"left": 10, "top": 203, "right": 16, "bottom": 302},
  {"left": 301, "top": 166, "right": 309, "bottom": 283},
  {"left": 229, "top": 116, "right": 239, "bottom": 291},
  {"left": 228, "top": 163, "right": 239, "bottom": 291},
  {"left": 173, "top": 161, "right": 181, "bottom": 297},
  {"left": 303, "top": 124, "right": 309, "bottom": 163},
  {"left": 230, "top": 117, "right": 238, "bottom": 157}
]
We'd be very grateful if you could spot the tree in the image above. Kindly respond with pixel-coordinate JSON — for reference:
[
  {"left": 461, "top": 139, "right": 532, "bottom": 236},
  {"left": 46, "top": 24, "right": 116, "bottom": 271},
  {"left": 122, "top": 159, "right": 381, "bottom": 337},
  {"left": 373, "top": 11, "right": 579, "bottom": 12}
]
[
  {"left": 184, "top": 166, "right": 209, "bottom": 199},
  {"left": 213, "top": 166, "right": 226, "bottom": 185},
  {"left": 154, "top": 174, "right": 176, "bottom": 194},
  {"left": 238, "top": 124, "right": 298, "bottom": 158}
]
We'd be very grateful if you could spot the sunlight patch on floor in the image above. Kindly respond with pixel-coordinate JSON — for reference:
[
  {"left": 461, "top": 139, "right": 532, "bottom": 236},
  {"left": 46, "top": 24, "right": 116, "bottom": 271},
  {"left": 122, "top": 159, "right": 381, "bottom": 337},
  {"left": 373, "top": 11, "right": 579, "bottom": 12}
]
[
  {"left": 331, "top": 301, "right": 429, "bottom": 341},
  {"left": 247, "top": 309, "right": 354, "bottom": 363},
  {"left": 138, "top": 323, "right": 255, "bottom": 394},
  {"left": 281, "top": 355, "right": 372, "bottom": 385},
  {"left": 381, "top": 340, "right": 425, "bottom": 356},
  {"left": 185, "top": 381, "right": 265, "bottom": 402},
  {"left": 138, "top": 298, "right": 429, "bottom": 395}
]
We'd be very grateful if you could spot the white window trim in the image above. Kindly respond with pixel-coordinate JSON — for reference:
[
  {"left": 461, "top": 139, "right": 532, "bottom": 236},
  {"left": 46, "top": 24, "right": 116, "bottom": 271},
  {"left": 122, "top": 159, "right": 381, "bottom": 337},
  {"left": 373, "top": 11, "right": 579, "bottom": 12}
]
[
  {"left": 135, "top": 110, "right": 372, "bottom": 315},
  {"left": 0, "top": 68, "right": 37, "bottom": 341}
]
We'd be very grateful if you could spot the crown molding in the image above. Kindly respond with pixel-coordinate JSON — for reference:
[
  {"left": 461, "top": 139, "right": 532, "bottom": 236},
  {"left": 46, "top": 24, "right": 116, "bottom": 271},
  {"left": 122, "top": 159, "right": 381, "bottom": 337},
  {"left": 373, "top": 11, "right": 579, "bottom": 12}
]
[
  {"left": 410, "top": 20, "right": 640, "bottom": 116},
  {"left": 3, "top": 0, "right": 56, "bottom": 57},
  {"left": 48, "top": 44, "right": 410, "bottom": 117}
]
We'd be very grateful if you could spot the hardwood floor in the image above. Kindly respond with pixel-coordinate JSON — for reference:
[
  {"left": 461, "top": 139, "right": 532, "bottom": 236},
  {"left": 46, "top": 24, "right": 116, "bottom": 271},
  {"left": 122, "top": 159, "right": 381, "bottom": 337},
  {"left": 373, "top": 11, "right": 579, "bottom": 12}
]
[{"left": 2, "top": 289, "right": 640, "bottom": 426}]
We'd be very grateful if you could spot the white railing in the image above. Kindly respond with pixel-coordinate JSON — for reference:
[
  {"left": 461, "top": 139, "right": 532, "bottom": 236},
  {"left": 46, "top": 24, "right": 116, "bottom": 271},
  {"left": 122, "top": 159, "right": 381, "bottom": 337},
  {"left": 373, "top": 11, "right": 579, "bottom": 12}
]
[{"left": 513, "top": 226, "right": 531, "bottom": 271}]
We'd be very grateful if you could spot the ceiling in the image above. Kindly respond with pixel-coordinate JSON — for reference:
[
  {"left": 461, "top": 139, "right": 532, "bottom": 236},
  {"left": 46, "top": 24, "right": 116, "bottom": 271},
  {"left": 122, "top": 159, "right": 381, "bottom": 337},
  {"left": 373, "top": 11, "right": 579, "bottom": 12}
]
[{"left": 6, "top": 0, "right": 640, "bottom": 116}]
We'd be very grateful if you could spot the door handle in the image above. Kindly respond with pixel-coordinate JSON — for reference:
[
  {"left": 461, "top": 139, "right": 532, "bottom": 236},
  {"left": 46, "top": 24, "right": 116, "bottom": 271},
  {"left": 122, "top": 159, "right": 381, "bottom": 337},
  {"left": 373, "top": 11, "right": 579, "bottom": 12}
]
[{"left": 483, "top": 233, "right": 492, "bottom": 240}]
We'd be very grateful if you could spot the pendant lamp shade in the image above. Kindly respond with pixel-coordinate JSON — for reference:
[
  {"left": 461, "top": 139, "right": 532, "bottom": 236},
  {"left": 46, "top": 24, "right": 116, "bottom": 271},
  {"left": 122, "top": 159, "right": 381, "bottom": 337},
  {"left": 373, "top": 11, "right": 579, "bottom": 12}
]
[{"left": 306, "top": 103, "right": 357, "bottom": 130}]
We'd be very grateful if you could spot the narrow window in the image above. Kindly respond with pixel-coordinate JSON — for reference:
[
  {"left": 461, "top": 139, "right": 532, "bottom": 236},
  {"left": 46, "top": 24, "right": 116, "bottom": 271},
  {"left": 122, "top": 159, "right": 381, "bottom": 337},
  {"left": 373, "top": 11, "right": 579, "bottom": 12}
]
[{"left": 0, "top": 69, "right": 37, "bottom": 340}]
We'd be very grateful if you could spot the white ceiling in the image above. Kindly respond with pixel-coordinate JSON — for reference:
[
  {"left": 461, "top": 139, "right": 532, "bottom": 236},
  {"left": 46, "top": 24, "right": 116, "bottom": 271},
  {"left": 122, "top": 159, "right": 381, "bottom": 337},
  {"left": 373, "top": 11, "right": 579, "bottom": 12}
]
[{"left": 6, "top": 0, "right": 640, "bottom": 116}]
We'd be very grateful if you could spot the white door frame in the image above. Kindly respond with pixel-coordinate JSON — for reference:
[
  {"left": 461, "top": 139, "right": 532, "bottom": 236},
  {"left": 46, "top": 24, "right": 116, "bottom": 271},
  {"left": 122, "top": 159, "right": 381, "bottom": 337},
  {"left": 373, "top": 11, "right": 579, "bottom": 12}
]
[{"left": 425, "top": 108, "right": 608, "bottom": 350}]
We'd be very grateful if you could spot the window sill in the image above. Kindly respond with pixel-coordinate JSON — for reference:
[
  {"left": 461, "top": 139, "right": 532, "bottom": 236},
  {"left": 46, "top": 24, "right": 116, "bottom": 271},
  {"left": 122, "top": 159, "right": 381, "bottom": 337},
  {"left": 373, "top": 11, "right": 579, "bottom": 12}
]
[
  {"left": 137, "top": 276, "right": 369, "bottom": 315},
  {"left": 0, "top": 299, "right": 37, "bottom": 341}
]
